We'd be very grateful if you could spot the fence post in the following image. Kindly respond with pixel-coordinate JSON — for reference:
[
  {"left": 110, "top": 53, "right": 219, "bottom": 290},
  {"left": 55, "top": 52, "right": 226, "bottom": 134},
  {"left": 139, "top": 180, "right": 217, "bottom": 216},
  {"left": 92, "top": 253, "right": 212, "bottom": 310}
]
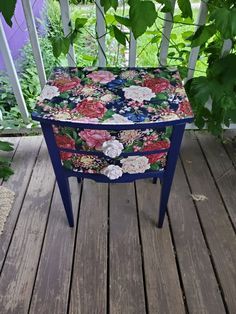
[
  {"left": 159, "top": 0, "right": 176, "bottom": 66},
  {"left": 187, "top": 1, "right": 208, "bottom": 81},
  {"left": 0, "top": 19, "right": 29, "bottom": 122},
  {"left": 22, "top": 0, "right": 47, "bottom": 89},
  {"left": 129, "top": 31, "right": 137, "bottom": 67},
  {"left": 59, "top": 0, "right": 76, "bottom": 67},
  {"left": 221, "top": 39, "right": 232, "bottom": 57},
  {"left": 95, "top": 0, "right": 106, "bottom": 67}
]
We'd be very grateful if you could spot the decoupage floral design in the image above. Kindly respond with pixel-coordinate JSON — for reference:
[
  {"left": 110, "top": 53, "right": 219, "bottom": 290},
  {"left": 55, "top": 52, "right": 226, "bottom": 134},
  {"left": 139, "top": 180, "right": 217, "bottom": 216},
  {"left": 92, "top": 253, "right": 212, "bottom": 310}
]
[
  {"left": 34, "top": 67, "right": 193, "bottom": 125},
  {"left": 34, "top": 67, "right": 193, "bottom": 180},
  {"left": 53, "top": 125, "right": 171, "bottom": 178}
]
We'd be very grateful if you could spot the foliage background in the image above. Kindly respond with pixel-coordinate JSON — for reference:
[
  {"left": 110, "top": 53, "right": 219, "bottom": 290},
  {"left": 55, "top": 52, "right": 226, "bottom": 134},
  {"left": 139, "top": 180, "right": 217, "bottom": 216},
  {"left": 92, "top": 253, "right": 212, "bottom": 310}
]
[{"left": 0, "top": 0, "right": 236, "bottom": 136}]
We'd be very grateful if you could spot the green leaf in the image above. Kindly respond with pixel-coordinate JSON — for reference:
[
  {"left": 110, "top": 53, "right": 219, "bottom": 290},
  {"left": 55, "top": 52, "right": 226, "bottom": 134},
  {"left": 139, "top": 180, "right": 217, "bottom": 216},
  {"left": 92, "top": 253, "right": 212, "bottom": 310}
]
[
  {"left": 150, "top": 163, "right": 159, "bottom": 171},
  {"left": 100, "top": 0, "right": 118, "bottom": 12},
  {"left": 112, "top": 25, "right": 127, "bottom": 46},
  {"left": 155, "top": 0, "right": 173, "bottom": 13},
  {"left": 51, "top": 37, "right": 63, "bottom": 58},
  {"left": 75, "top": 17, "right": 87, "bottom": 30},
  {"left": 82, "top": 54, "right": 96, "bottom": 61},
  {"left": 129, "top": 0, "right": 157, "bottom": 39},
  {"left": 207, "top": 54, "right": 236, "bottom": 90},
  {"left": 0, "top": 166, "right": 14, "bottom": 180},
  {"left": 0, "top": 141, "right": 14, "bottom": 152},
  {"left": 61, "top": 37, "right": 70, "bottom": 55},
  {"left": 191, "top": 24, "right": 215, "bottom": 47},
  {"left": 225, "top": 109, "right": 236, "bottom": 123},
  {"left": 186, "top": 77, "right": 211, "bottom": 106},
  {"left": 151, "top": 35, "right": 160, "bottom": 43},
  {"left": 177, "top": 0, "right": 192, "bottom": 19},
  {"left": 114, "top": 15, "right": 131, "bottom": 27},
  {"left": 101, "top": 109, "right": 115, "bottom": 121},
  {"left": 195, "top": 114, "right": 205, "bottom": 129},
  {"left": 0, "top": 0, "right": 17, "bottom": 27},
  {"left": 210, "top": 7, "right": 236, "bottom": 39},
  {"left": 178, "top": 66, "right": 188, "bottom": 79}
]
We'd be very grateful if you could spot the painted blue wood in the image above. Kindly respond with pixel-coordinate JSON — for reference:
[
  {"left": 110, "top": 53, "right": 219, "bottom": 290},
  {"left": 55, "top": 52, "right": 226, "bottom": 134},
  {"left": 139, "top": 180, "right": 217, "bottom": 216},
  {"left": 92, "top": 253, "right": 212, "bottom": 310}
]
[
  {"left": 157, "top": 123, "right": 185, "bottom": 228},
  {"left": 39, "top": 118, "right": 187, "bottom": 228},
  {"left": 57, "top": 147, "right": 170, "bottom": 157},
  {"left": 32, "top": 111, "right": 193, "bottom": 130},
  {"left": 41, "top": 123, "right": 74, "bottom": 227},
  {"left": 64, "top": 168, "right": 164, "bottom": 183}
]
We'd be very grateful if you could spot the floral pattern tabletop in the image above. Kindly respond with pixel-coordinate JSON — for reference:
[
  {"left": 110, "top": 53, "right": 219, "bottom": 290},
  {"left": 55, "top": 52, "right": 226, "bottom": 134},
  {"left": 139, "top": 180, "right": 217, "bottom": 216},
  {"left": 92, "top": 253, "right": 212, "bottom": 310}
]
[
  {"left": 33, "top": 67, "right": 193, "bottom": 180},
  {"left": 33, "top": 67, "right": 193, "bottom": 125}
]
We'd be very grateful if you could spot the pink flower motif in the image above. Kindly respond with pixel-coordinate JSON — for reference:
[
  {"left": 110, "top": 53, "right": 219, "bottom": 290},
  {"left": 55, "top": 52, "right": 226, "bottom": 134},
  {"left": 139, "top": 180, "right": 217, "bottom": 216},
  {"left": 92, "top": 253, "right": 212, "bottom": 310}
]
[
  {"left": 79, "top": 129, "right": 112, "bottom": 150},
  {"left": 87, "top": 70, "right": 116, "bottom": 84}
]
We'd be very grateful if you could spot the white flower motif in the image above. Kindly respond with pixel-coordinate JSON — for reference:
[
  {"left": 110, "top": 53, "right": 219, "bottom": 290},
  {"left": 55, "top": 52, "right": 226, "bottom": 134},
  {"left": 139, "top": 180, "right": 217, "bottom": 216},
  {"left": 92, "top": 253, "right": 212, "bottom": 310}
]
[
  {"left": 102, "top": 114, "right": 134, "bottom": 125},
  {"left": 160, "top": 113, "right": 180, "bottom": 121},
  {"left": 38, "top": 85, "right": 60, "bottom": 101},
  {"left": 100, "top": 93, "right": 115, "bottom": 102},
  {"left": 102, "top": 140, "right": 124, "bottom": 158},
  {"left": 123, "top": 85, "right": 155, "bottom": 102},
  {"left": 120, "top": 156, "right": 150, "bottom": 174},
  {"left": 101, "top": 165, "right": 123, "bottom": 180}
]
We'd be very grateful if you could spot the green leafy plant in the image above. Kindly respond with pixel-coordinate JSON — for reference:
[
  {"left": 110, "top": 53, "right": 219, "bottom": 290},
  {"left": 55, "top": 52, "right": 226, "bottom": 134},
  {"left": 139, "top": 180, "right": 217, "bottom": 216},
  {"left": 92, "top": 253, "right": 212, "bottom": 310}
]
[
  {"left": 1, "top": 0, "right": 236, "bottom": 136},
  {"left": 0, "top": 37, "right": 59, "bottom": 130},
  {"left": 0, "top": 140, "right": 14, "bottom": 180},
  {"left": 97, "top": 0, "right": 236, "bottom": 136}
]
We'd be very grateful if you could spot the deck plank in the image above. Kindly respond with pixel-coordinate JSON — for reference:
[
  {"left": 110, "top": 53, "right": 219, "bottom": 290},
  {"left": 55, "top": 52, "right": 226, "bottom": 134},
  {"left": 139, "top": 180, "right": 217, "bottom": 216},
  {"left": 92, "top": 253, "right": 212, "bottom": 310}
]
[
  {"left": 197, "top": 132, "right": 236, "bottom": 228},
  {"left": 0, "top": 132, "right": 235, "bottom": 314},
  {"left": 0, "top": 140, "right": 55, "bottom": 314},
  {"left": 168, "top": 160, "right": 226, "bottom": 314},
  {"left": 109, "top": 183, "right": 146, "bottom": 314},
  {"left": 69, "top": 180, "right": 108, "bottom": 314},
  {"left": 223, "top": 130, "right": 236, "bottom": 167},
  {"left": 29, "top": 178, "right": 82, "bottom": 314},
  {"left": 0, "top": 136, "right": 42, "bottom": 271},
  {"left": 181, "top": 132, "right": 236, "bottom": 313},
  {"left": 136, "top": 179, "right": 186, "bottom": 314}
]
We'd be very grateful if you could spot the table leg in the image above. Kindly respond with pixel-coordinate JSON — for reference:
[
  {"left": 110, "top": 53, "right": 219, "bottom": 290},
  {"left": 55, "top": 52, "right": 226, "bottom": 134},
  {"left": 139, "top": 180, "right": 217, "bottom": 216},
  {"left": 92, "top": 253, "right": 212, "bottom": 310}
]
[
  {"left": 157, "top": 124, "right": 185, "bottom": 228},
  {"left": 41, "top": 123, "right": 74, "bottom": 227}
]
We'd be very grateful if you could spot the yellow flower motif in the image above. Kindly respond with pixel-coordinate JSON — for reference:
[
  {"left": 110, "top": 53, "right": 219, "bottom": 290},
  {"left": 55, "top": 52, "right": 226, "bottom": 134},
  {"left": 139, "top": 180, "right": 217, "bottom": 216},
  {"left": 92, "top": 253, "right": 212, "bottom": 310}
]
[{"left": 119, "top": 130, "right": 142, "bottom": 145}]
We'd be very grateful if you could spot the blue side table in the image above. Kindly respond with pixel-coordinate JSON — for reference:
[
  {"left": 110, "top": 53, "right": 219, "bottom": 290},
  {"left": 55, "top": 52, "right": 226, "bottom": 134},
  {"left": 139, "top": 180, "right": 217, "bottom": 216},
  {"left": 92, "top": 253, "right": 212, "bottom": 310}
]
[{"left": 32, "top": 67, "right": 194, "bottom": 228}]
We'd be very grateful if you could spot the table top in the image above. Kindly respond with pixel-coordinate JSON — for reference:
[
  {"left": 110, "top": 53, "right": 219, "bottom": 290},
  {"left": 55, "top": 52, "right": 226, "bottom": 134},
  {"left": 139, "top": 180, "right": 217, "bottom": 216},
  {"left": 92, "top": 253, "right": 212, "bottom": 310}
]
[{"left": 32, "top": 67, "right": 194, "bottom": 126}]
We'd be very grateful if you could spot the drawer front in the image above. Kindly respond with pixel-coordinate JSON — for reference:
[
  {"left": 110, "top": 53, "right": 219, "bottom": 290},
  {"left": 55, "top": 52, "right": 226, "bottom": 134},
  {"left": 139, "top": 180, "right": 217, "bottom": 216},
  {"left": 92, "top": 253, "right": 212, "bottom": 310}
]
[{"left": 53, "top": 126, "right": 172, "bottom": 179}]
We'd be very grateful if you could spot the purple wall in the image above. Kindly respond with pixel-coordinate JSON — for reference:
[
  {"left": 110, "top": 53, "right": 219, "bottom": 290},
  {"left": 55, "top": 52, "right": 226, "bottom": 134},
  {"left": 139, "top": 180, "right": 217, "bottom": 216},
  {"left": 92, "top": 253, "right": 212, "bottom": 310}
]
[{"left": 0, "top": 0, "right": 45, "bottom": 70}]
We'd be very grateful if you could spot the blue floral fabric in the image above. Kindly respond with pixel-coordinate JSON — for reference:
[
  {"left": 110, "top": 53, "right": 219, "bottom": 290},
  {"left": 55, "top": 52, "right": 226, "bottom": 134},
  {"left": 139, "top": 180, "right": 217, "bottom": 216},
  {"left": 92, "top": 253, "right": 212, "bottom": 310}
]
[{"left": 34, "top": 67, "right": 193, "bottom": 125}]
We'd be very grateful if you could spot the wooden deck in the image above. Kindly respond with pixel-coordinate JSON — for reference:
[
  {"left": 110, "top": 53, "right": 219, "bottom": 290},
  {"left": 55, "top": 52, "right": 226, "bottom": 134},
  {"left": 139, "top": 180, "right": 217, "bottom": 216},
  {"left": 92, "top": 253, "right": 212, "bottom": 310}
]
[{"left": 0, "top": 131, "right": 236, "bottom": 314}]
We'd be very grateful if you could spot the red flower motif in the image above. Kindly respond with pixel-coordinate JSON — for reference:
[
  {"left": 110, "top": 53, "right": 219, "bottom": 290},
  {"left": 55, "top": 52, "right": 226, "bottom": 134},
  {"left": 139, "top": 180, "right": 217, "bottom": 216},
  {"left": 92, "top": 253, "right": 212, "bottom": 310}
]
[
  {"left": 53, "top": 76, "right": 81, "bottom": 93},
  {"left": 143, "top": 140, "right": 170, "bottom": 164},
  {"left": 177, "top": 100, "right": 193, "bottom": 116},
  {"left": 55, "top": 135, "right": 76, "bottom": 160},
  {"left": 143, "top": 77, "right": 170, "bottom": 93},
  {"left": 75, "top": 99, "right": 107, "bottom": 118}
]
